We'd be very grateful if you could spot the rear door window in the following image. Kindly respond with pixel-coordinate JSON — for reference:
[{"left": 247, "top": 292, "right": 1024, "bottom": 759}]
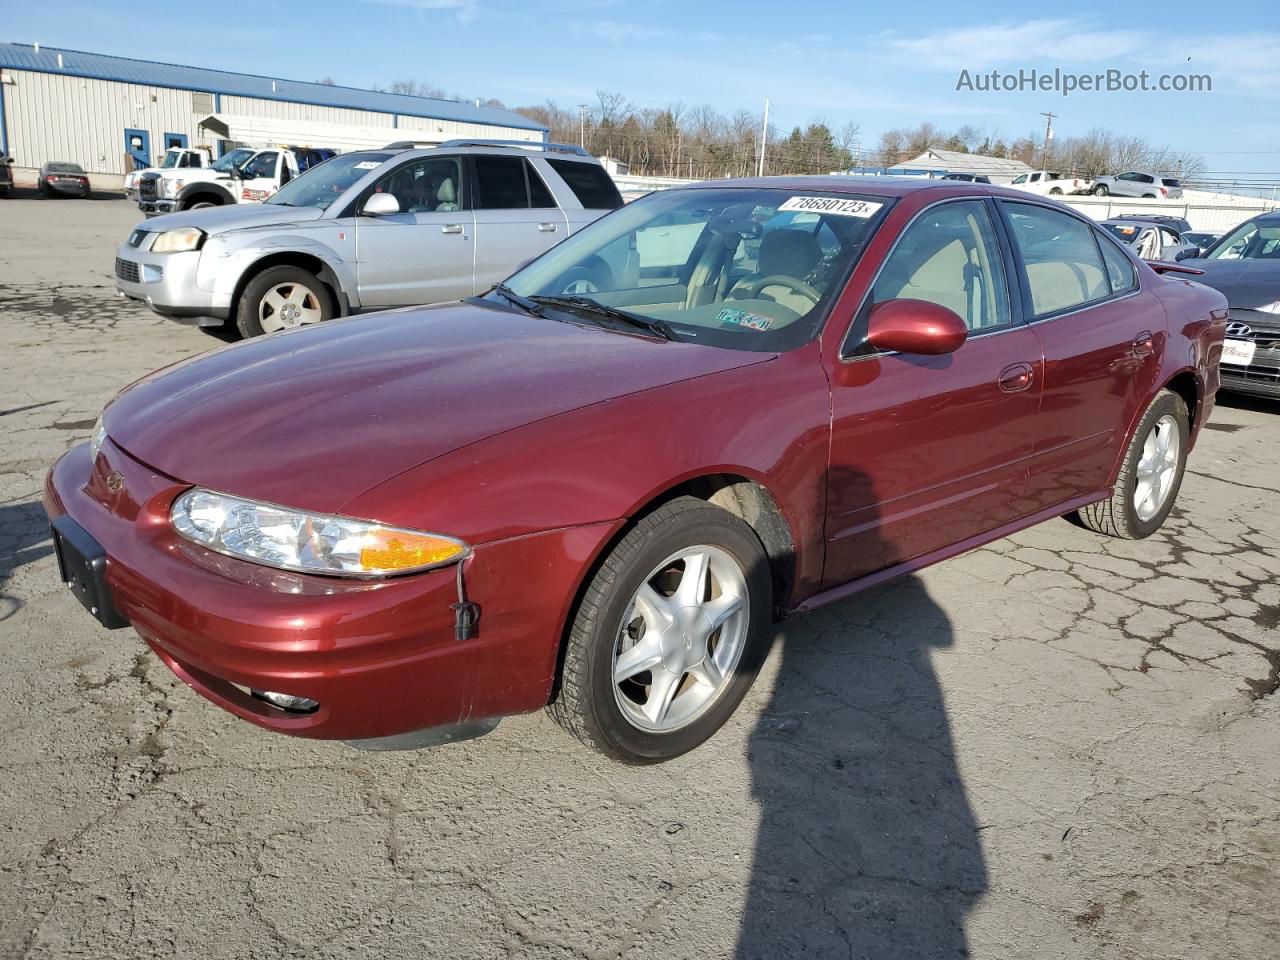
[
  {"left": 1098, "top": 235, "right": 1138, "bottom": 294},
  {"left": 546, "top": 159, "right": 623, "bottom": 209},
  {"left": 473, "top": 155, "right": 529, "bottom": 209},
  {"left": 1002, "top": 202, "right": 1110, "bottom": 315}
]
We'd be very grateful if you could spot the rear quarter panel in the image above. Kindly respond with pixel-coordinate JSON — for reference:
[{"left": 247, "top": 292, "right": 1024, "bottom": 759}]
[{"left": 1149, "top": 273, "right": 1229, "bottom": 442}]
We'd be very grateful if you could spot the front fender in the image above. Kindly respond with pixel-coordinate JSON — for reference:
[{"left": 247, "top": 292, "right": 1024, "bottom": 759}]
[{"left": 196, "top": 232, "right": 356, "bottom": 307}]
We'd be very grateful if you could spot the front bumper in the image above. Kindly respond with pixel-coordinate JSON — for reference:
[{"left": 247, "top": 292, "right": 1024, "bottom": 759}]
[
  {"left": 138, "top": 199, "right": 178, "bottom": 217},
  {"left": 114, "top": 240, "right": 230, "bottom": 324},
  {"left": 1219, "top": 312, "right": 1280, "bottom": 400},
  {"left": 43, "top": 440, "right": 620, "bottom": 742}
]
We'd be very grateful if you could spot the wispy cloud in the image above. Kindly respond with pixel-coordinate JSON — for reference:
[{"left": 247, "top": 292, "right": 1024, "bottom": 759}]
[
  {"left": 568, "top": 19, "right": 663, "bottom": 43},
  {"left": 356, "top": 0, "right": 479, "bottom": 24},
  {"left": 884, "top": 20, "right": 1146, "bottom": 69}
]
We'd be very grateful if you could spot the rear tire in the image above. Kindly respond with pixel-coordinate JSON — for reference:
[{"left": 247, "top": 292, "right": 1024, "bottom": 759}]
[
  {"left": 1049, "top": 187, "right": 1063, "bottom": 195},
  {"left": 235, "top": 266, "right": 334, "bottom": 338},
  {"left": 1074, "top": 390, "right": 1189, "bottom": 539},
  {"left": 549, "top": 497, "right": 773, "bottom": 764}
]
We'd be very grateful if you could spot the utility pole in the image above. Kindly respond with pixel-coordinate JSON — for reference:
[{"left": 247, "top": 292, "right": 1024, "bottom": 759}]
[
  {"left": 757, "top": 98, "right": 770, "bottom": 178},
  {"left": 578, "top": 104, "right": 588, "bottom": 149},
  {"left": 1039, "top": 111, "right": 1056, "bottom": 170}
]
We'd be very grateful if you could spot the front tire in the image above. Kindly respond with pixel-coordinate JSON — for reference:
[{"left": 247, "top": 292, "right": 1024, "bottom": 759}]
[
  {"left": 549, "top": 497, "right": 773, "bottom": 763},
  {"left": 1074, "top": 390, "right": 1189, "bottom": 539},
  {"left": 235, "top": 266, "right": 334, "bottom": 338},
  {"left": 1093, "top": 184, "right": 1110, "bottom": 196}
]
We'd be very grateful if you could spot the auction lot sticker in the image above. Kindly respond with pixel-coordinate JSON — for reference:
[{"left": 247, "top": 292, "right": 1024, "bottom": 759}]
[{"left": 778, "top": 196, "right": 883, "bottom": 218}]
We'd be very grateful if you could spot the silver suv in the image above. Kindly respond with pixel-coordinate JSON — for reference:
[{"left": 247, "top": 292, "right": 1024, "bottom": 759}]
[
  {"left": 1090, "top": 170, "right": 1184, "bottom": 199},
  {"left": 114, "top": 140, "right": 623, "bottom": 337}
]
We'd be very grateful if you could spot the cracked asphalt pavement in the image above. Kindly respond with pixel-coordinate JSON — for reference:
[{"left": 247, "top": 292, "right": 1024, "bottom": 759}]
[{"left": 2, "top": 198, "right": 1278, "bottom": 960}]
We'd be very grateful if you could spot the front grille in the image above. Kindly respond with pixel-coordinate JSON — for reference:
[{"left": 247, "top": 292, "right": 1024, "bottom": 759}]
[
  {"left": 138, "top": 174, "right": 159, "bottom": 200},
  {"left": 114, "top": 258, "right": 140, "bottom": 283}
]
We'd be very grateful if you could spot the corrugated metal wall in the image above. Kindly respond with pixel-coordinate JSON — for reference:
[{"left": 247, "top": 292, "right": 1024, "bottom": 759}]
[
  {"left": 218, "top": 95, "right": 394, "bottom": 128},
  {"left": 3, "top": 69, "right": 203, "bottom": 174},
  {"left": 2, "top": 69, "right": 541, "bottom": 175}
]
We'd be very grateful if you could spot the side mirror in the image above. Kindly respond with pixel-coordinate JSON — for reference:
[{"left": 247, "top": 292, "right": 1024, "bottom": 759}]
[
  {"left": 1176, "top": 247, "right": 1199, "bottom": 261},
  {"left": 362, "top": 193, "right": 400, "bottom": 217},
  {"left": 867, "top": 299, "right": 968, "bottom": 356}
]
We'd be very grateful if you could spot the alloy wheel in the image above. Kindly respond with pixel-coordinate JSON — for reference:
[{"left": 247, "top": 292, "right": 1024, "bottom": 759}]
[
  {"left": 612, "top": 545, "right": 749, "bottom": 733},
  {"left": 1134, "top": 414, "right": 1180, "bottom": 522},
  {"left": 259, "top": 282, "right": 324, "bottom": 333}
]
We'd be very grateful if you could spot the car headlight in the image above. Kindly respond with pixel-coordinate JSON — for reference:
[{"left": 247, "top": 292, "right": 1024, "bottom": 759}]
[
  {"left": 150, "top": 227, "right": 205, "bottom": 253},
  {"left": 171, "top": 488, "right": 470, "bottom": 578},
  {"left": 89, "top": 416, "right": 107, "bottom": 461}
]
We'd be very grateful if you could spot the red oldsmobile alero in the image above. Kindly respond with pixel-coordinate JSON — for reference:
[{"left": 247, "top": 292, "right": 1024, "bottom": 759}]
[{"left": 45, "top": 177, "right": 1227, "bottom": 763}]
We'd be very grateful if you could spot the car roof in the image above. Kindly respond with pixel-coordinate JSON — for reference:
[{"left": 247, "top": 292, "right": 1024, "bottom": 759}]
[{"left": 680, "top": 175, "right": 1040, "bottom": 201}]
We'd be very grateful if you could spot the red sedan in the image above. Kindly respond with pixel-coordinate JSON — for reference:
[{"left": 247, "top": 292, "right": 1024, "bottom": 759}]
[{"left": 45, "top": 178, "right": 1227, "bottom": 763}]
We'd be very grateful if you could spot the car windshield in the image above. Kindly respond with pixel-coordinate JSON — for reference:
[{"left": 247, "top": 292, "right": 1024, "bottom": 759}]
[
  {"left": 266, "top": 152, "right": 391, "bottom": 210},
  {"left": 211, "top": 149, "right": 254, "bottom": 173},
  {"left": 160, "top": 151, "right": 181, "bottom": 169},
  {"left": 1205, "top": 221, "right": 1280, "bottom": 260},
  {"left": 47, "top": 163, "right": 83, "bottom": 174},
  {"left": 499, "top": 187, "right": 892, "bottom": 352}
]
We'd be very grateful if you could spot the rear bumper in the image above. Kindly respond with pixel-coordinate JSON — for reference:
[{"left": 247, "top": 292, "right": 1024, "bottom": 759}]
[{"left": 43, "top": 440, "right": 621, "bottom": 741}]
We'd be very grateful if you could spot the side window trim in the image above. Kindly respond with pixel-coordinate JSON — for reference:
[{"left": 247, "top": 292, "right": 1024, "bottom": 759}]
[
  {"left": 994, "top": 197, "right": 1142, "bottom": 322},
  {"left": 838, "top": 196, "right": 1016, "bottom": 361}
]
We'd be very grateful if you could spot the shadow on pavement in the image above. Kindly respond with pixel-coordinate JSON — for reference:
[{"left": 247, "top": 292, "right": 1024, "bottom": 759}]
[
  {"left": 737, "top": 468, "right": 987, "bottom": 958},
  {"left": 0, "top": 501, "right": 53, "bottom": 622}
]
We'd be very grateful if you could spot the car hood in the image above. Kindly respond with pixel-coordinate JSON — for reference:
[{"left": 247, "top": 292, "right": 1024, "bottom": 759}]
[
  {"left": 1188, "top": 259, "right": 1280, "bottom": 310},
  {"left": 140, "top": 203, "right": 325, "bottom": 236},
  {"left": 104, "top": 301, "right": 773, "bottom": 515}
]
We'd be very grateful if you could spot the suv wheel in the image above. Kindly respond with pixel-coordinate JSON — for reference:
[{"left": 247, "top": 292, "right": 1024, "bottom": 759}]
[
  {"left": 549, "top": 497, "right": 772, "bottom": 764},
  {"left": 236, "top": 266, "right": 334, "bottom": 338},
  {"left": 1074, "top": 389, "right": 1189, "bottom": 539},
  {"left": 1093, "top": 184, "right": 1109, "bottom": 196}
]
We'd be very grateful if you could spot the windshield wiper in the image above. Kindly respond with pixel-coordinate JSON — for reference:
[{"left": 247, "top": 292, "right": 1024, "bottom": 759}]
[
  {"left": 529, "top": 294, "right": 674, "bottom": 341},
  {"left": 491, "top": 282, "right": 545, "bottom": 317}
]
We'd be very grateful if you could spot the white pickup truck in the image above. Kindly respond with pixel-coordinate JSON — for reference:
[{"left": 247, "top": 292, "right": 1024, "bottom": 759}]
[
  {"left": 1007, "top": 170, "right": 1091, "bottom": 196},
  {"left": 137, "top": 146, "right": 337, "bottom": 217},
  {"left": 124, "top": 146, "right": 215, "bottom": 199}
]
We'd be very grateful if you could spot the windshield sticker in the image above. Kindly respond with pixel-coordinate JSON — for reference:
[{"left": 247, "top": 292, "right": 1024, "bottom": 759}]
[
  {"left": 778, "top": 196, "right": 883, "bottom": 218},
  {"left": 353, "top": 161, "right": 381, "bottom": 170},
  {"left": 716, "top": 307, "right": 773, "bottom": 332}
]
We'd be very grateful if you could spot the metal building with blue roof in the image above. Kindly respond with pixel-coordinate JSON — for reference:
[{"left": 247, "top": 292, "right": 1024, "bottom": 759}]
[{"left": 0, "top": 41, "right": 547, "bottom": 177}]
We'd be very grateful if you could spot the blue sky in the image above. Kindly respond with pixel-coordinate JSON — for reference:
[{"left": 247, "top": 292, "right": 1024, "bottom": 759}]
[{"left": 5, "top": 0, "right": 1278, "bottom": 175}]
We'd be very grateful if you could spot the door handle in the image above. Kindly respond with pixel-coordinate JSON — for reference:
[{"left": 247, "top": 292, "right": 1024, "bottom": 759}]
[
  {"left": 538, "top": 222, "right": 558, "bottom": 232},
  {"left": 998, "top": 362, "right": 1035, "bottom": 393},
  {"left": 1132, "top": 330, "right": 1154, "bottom": 356},
  {"left": 441, "top": 224, "right": 464, "bottom": 235}
]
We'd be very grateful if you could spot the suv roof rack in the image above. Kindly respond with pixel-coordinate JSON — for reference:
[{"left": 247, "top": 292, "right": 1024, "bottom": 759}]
[{"left": 381, "top": 138, "right": 592, "bottom": 157}]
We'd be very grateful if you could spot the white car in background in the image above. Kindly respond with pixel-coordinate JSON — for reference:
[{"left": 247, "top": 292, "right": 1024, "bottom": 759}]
[
  {"left": 1008, "top": 170, "right": 1090, "bottom": 196},
  {"left": 1091, "top": 171, "right": 1184, "bottom": 199}
]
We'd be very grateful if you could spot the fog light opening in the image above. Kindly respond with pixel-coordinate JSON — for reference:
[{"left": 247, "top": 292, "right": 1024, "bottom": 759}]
[{"left": 251, "top": 688, "right": 320, "bottom": 714}]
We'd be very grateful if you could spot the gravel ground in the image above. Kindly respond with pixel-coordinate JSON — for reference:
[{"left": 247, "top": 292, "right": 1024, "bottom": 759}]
[{"left": 1, "top": 197, "right": 1278, "bottom": 960}]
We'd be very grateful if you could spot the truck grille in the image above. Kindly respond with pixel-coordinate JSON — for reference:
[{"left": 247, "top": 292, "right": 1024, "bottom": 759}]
[
  {"left": 114, "top": 258, "right": 140, "bottom": 283},
  {"left": 138, "top": 174, "right": 159, "bottom": 200}
]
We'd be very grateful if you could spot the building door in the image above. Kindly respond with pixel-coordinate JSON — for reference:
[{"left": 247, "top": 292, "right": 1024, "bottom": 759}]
[
  {"left": 124, "top": 128, "right": 151, "bottom": 171},
  {"left": 164, "top": 132, "right": 188, "bottom": 150}
]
